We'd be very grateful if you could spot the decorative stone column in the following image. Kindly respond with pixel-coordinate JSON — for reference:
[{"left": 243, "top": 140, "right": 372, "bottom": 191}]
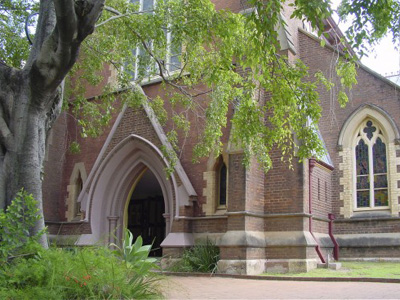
[{"left": 107, "top": 216, "right": 119, "bottom": 245}]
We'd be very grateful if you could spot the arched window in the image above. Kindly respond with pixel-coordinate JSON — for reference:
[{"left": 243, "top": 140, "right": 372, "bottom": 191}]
[
  {"left": 338, "top": 105, "right": 400, "bottom": 218},
  {"left": 203, "top": 154, "right": 228, "bottom": 215},
  {"left": 354, "top": 120, "right": 388, "bottom": 209},
  {"left": 74, "top": 173, "right": 83, "bottom": 218},
  {"left": 66, "top": 162, "right": 87, "bottom": 221},
  {"left": 218, "top": 162, "right": 227, "bottom": 207}
]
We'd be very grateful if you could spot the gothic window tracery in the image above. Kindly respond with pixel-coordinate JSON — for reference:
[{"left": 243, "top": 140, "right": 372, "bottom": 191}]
[{"left": 354, "top": 120, "right": 389, "bottom": 209}]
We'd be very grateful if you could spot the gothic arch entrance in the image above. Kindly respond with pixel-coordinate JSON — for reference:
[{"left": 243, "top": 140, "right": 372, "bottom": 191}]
[
  {"left": 78, "top": 134, "right": 196, "bottom": 248},
  {"left": 125, "top": 168, "right": 165, "bottom": 256}
]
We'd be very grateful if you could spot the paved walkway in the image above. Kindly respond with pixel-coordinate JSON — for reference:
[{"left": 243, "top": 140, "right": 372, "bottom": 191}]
[{"left": 164, "top": 275, "right": 400, "bottom": 299}]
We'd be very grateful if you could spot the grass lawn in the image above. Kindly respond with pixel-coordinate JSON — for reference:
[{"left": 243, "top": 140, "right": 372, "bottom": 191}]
[{"left": 263, "top": 262, "right": 400, "bottom": 279}]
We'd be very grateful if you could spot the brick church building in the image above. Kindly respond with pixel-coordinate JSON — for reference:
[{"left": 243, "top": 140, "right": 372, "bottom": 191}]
[{"left": 42, "top": 1, "right": 400, "bottom": 274}]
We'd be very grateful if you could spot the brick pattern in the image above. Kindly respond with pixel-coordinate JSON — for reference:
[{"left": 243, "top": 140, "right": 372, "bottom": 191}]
[
  {"left": 245, "top": 157, "right": 265, "bottom": 214},
  {"left": 43, "top": 114, "right": 68, "bottom": 221},
  {"left": 335, "top": 218, "right": 400, "bottom": 234},
  {"left": 264, "top": 217, "right": 306, "bottom": 232},
  {"left": 265, "top": 154, "right": 305, "bottom": 214},
  {"left": 311, "top": 164, "right": 332, "bottom": 220},
  {"left": 47, "top": 222, "right": 91, "bottom": 235},
  {"left": 192, "top": 218, "right": 227, "bottom": 233},
  {"left": 227, "top": 154, "right": 246, "bottom": 213},
  {"left": 340, "top": 246, "right": 400, "bottom": 258},
  {"left": 265, "top": 247, "right": 310, "bottom": 260},
  {"left": 299, "top": 30, "right": 400, "bottom": 236}
]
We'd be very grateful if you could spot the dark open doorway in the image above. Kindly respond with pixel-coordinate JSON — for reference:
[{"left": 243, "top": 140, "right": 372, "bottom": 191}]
[{"left": 127, "top": 168, "right": 165, "bottom": 257}]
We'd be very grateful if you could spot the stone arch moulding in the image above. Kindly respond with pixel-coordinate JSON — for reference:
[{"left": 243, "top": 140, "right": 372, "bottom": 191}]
[
  {"left": 338, "top": 104, "right": 400, "bottom": 148},
  {"left": 337, "top": 103, "right": 400, "bottom": 218},
  {"left": 66, "top": 162, "right": 87, "bottom": 221},
  {"left": 76, "top": 134, "right": 195, "bottom": 245}
]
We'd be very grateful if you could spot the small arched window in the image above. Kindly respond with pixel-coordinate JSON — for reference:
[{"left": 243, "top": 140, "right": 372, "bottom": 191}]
[
  {"left": 66, "top": 162, "right": 87, "bottom": 221},
  {"left": 74, "top": 172, "right": 83, "bottom": 218},
  {"left": 354, "top": 120, "right": 388, "bottom": 209},
  {"left": 218, "top": 162, "right": 227, "bottom": 206}
]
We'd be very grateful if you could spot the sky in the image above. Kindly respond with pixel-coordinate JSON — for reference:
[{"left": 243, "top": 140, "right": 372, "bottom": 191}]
[{"left": 331, "top": 0, "right": 400, "bottom": 77}]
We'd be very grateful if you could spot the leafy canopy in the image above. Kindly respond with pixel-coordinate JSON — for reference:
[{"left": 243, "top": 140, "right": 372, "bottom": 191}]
[
  {"left": 0, "top": 0, "right": 39, "bottom": 68},
  {"left": 0, "top": 0, "right": 371, "bottom": 171},
  {"left": 338, "top": 0, "right": 400, "bottom": 56}
]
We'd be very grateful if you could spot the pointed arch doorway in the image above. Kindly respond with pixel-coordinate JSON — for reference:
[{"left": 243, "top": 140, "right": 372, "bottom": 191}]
[{"left": 125, "top": 167, "right": 166, "bottom": 257}]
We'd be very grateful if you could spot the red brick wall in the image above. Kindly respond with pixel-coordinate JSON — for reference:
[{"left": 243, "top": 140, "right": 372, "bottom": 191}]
[
  {"left": 42, "top": 114, "right": 68, "bottom": 221},
  {"left": 299, "top": 29, "right": 400, "bottom": 236},
  {"left": 56, "top": 107, "right": 119, "bottom": 221},
  {"left": 246, "top": 157, "right": 265, "bottom": 214},
  {"left": 310, "top": 163, "right": 333, "bottom": 234},
  {"left": 311, "top": 165, "right": 332, "bottom": 220},
  {"left": 264, "top": 155, "right": 305, "bottom": 214},
  {"left": 192, "top": 217, "right": 227, "bottom": 233}
]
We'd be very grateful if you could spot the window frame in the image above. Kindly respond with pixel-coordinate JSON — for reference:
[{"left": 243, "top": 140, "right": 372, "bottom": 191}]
[
  {"left": 352, "top": 119, "right": 390, "bottom": 211},
  {"left": 217, "top": 160, "right": 227, "bottom": 208},
  {"left": 130, "top": 0, "right": 181, "bottom": 83},
  {"left": 338, "top": 104, "right": 400, "bottom": 219}
]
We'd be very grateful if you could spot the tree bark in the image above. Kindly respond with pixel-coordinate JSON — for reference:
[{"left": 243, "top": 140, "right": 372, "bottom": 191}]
[{"left": 0, "top": 0, "right": 105, "bottom": 247}]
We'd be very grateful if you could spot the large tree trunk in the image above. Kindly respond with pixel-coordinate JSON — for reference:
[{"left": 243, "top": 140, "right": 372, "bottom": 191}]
[
  {"left": 0, "top": 67, "right": 63, "bottom": 247},
  {"left": 0, "top": 0, "right": 105, "bottom": 247}
]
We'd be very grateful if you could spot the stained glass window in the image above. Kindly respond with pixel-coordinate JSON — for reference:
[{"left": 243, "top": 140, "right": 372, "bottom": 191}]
[
  {"left": 356, "top": 139, "right": 368, "bottom": 175},
  {"left": 363, "top": 120, "right": 376, "bottom": 140},
  {"left": 355, "top": 120, "right": 389, "bottom": 209},
  {"left": 373, "top": 138, "right": 387, "bottom": 174}
]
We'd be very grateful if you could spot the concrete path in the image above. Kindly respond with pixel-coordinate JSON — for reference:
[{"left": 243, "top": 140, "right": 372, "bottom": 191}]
[{"left": 164, "top": 276, "right": 400, "bottom": 299}]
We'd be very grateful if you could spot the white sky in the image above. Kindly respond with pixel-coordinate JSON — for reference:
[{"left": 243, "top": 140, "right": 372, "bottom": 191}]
[{"left": 331, "top": 0, "right": 400, "bottom": 76}]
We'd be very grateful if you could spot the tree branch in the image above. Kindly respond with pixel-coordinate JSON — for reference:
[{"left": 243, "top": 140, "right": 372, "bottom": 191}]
[
  {"left": 76, "top": 0, "right": 105, "bottom": 41},
  {"left": 0, "top": 105, "right": 14, "bottom": 151},
  {"left": 54, "top": 0, "right": 78, "bottom": 46},
  {"left": 104, "top": 6, "right": 121, "bottom": 15},
  {"left": 0, "top": 63, "right": 16, "bottom": 121},
  {"left": 31, "top": 0, "right": 105, "bottom": 95},
  {"left": 96, "top": 7, "right": 154, "bottom": 28}
]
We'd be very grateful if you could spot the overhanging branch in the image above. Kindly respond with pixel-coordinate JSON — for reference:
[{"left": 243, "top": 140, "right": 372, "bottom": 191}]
[{"left": 96, "top": 6, "right": 154, "bottom": 28}]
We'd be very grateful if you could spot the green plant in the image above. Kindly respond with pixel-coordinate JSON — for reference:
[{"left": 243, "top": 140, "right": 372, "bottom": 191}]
[
  {"left": 170, "top": 239, "right": 220, "bottom": 273},
  {"left": 111, "top": 229, "right": 163, "bottom": 299},
  {"left": 111, "top": 229, "right": 157, "bottom": 268},
  {"left": 0, "top": 189, "right": 45, "bottom": 264},
  {"left": 0, "top": 230, "right": 164, "bottom": 299}
]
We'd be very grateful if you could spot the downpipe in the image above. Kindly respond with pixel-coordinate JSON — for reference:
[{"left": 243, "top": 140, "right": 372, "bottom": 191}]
[
  {"left": 309, "top": 158, "right": 326, "bottom": 264},
  {"left": 328, "top": 213, "right": 339, "bottom": 260}
]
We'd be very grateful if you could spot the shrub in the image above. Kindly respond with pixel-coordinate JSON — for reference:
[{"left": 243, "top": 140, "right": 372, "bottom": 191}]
[
  {"left": 169, "top": 239, "right": 220, "bottom": 273},
  {"left": 0, "top": 189, "right": 44, "bottom": 264},
  {"left": 0, "top": 227, "right": 164, "bottom": 299}
]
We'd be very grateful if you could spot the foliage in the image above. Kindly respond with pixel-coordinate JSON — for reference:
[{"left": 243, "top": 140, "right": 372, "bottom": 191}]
[
  {"left": 65, "top": 0, "right": 341, "bottom": 172},
  {"left": 0, "top": 0, "right": 39, "bottom": 68},
  {"left": 169, "top": 239, "right": 220, "bottom": 273},
  {"left": 0, "top": 231, "right": 164, "bottom": 299},
  {"left": 111, "top": 229, "right": 162, "bottom": 295},
  {"left": 2, "top": 0, "right": 385, "bottom": 179},
  {"left": 0, "top": 189, "right": 44, "bottom": 264},
  {"left": 0, "top": 246, "right": 164, "bottom": 299},
  {"left": 0, "top": 203, "right": 162, "bottom": 299},
  {"left": 337, "top": 0, "right": 400, "bottom": 56}
]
